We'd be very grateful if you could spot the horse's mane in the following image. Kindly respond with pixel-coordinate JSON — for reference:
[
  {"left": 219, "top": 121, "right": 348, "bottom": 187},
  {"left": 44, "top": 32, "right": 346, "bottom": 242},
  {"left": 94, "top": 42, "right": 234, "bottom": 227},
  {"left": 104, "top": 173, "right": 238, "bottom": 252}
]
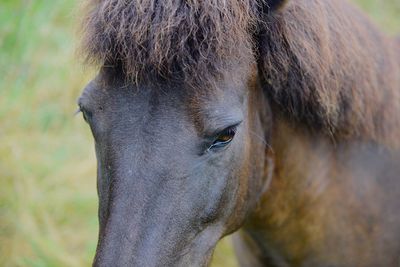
[
  {"left": 258, "top": 0, "right": 400, "bottom": 146},
  {"left": 81, "top": 0, "right": 400, "bottom": 146},
  {"left": 80, "top": 0, "right": 260, "bottom": 85}
]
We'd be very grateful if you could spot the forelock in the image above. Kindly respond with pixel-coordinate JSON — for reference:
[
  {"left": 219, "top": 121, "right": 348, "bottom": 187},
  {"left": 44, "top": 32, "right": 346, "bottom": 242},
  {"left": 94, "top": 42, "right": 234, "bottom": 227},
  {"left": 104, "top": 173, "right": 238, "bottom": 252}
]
[{"left": 80, "top": 0, "right": 261, "bottom": 86}]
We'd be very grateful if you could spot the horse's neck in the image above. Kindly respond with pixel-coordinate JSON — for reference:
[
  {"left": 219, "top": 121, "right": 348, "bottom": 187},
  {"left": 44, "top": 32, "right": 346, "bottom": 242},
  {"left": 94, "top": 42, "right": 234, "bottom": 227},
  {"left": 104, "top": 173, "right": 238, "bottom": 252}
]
[
  {"left": 258, "top": 0, "right": 400, "bottom": 148},
  {"left": 243, "top": 1, "right": 400, "bottom": 264},
  {"left": 242, "top": 117, "right": 400, "bottom": 266}
]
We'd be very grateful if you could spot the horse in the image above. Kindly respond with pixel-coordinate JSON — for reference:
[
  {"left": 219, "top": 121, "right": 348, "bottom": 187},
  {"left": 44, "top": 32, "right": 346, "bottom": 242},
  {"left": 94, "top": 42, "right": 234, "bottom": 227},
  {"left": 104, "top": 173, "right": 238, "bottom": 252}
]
[{"left": 78, "top": 0, "right": 400, "bottom": 266}]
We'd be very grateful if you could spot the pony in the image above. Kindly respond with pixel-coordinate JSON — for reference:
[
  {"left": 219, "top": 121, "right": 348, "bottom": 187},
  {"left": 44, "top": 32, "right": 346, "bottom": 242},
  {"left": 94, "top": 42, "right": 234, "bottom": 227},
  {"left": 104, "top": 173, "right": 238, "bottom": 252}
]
[{"left": 78, "top": 0, "right": 400, "bottom": 266}]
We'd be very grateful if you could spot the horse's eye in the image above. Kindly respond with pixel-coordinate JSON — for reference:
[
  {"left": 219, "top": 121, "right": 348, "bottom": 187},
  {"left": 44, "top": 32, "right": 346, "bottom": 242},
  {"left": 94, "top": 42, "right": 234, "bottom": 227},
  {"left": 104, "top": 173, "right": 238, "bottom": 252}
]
[
  {"left": 209, "top": 126, "right": 237, "bottom": 150},
  {"left": 78, "top": 105, "right": 92, "bottom": 123}
]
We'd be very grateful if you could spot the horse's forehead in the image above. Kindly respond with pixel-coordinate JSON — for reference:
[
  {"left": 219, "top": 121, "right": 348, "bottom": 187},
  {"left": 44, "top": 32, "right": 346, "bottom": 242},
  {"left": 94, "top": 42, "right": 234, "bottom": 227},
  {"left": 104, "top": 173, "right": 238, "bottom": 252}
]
[{"left": 93, "top": 59, "right": 251, "bottom": 100}]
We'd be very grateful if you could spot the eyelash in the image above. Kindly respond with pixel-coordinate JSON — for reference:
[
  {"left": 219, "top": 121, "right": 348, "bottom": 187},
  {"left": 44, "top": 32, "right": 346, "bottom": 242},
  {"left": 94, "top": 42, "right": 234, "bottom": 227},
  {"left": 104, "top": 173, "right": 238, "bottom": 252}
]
[{"left": 78, "top": 105, "right": 92, "bottom": 123}]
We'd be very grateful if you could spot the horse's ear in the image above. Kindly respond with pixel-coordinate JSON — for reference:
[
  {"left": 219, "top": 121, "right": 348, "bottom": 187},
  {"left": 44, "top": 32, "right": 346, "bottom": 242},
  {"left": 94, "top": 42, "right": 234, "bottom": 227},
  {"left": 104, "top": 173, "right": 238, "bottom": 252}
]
[{"left": 260, "top": 0, "right": 289, "bottom": 13}]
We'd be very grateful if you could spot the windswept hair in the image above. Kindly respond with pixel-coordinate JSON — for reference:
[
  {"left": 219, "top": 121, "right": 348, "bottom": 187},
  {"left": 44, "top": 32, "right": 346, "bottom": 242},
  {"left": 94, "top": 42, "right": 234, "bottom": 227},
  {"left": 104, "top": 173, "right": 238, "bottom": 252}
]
[{"left": 80, "top": 0, "right": 261, "bottom": 85}]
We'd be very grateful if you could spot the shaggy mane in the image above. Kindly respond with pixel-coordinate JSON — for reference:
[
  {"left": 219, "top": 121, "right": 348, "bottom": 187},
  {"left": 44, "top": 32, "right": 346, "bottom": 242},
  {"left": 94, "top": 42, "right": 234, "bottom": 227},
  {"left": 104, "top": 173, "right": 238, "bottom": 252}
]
[
  {"left": 257, "top": 0, "right": 400, "bottom": 145},
  {"left": 81, "top": 0, "right": 262, "bottom": 85}
]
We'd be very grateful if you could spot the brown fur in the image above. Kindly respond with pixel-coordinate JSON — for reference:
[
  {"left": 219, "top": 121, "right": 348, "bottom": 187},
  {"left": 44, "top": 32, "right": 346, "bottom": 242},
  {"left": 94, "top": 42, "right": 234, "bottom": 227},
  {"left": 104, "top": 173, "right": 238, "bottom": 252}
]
[{"left": 246, "top": 118, "right": 400, "bottom": 266}]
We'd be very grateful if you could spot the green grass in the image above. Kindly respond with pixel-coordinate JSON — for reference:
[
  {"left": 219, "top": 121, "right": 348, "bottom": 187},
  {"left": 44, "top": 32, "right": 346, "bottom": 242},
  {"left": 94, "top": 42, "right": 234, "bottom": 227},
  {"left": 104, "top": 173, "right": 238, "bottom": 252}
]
[{"left": 0, "top": 1, "right": 398, "bottom": 266}]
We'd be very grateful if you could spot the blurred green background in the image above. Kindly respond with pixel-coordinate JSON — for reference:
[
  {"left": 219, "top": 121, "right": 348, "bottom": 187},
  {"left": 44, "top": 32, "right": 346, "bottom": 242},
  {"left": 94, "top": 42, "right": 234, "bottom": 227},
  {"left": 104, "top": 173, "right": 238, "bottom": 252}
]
[{"left": 0, "top": 0, "right": 399, "bottom": 266}]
